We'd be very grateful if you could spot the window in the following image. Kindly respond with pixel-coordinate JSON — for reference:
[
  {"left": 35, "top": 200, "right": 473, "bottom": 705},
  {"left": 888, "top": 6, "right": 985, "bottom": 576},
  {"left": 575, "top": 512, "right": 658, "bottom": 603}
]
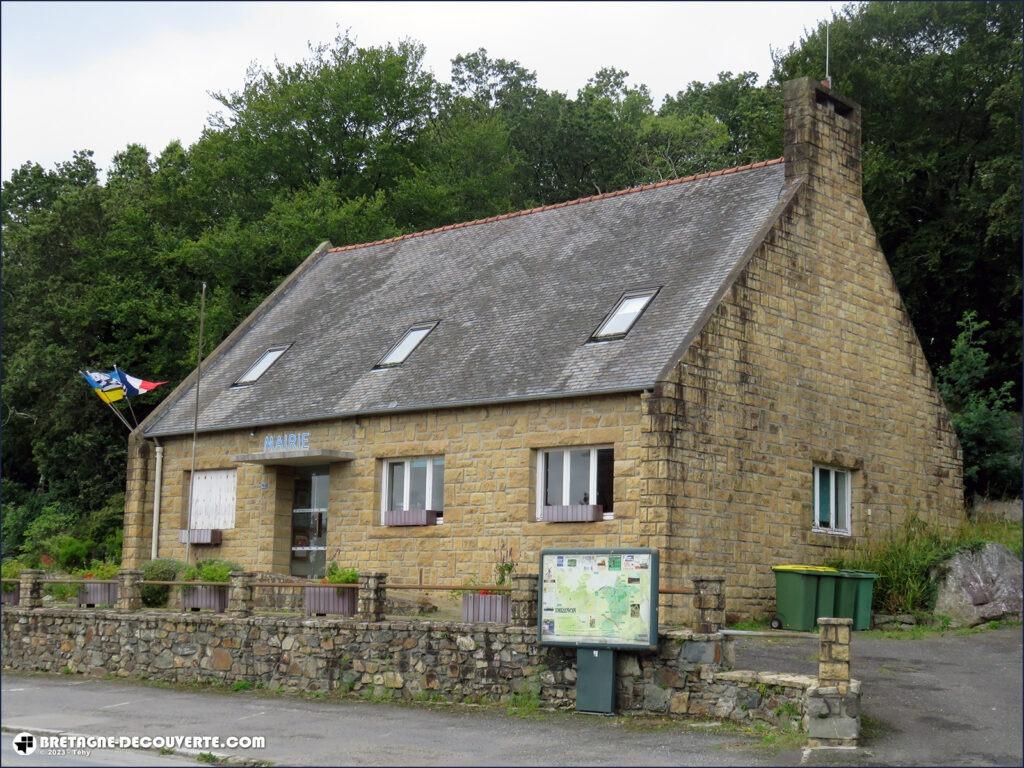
[
  {"left": 813, "top": 466, "right": 851, "bottom": 535},
  {"left": 234, "top": 345, "right": 289, "bottom": 385},
  {"left": 381, "top": 456, "right": 444, "bottom": 524},
  {"left": 591, "top": 289, "right": 658, "bottom": 341},
  {"left": 185, "top": 469, "right": 237, "bottom": 530},
  {"left": 536, "top": 446, "right": 614, "bottom": 521},
  {"left": 376, "top": 323, "right": 437, "bottom": 368}
]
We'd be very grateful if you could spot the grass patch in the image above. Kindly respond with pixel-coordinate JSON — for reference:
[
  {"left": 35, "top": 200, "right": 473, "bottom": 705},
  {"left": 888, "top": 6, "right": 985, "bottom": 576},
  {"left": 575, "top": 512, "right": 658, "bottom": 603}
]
[
  {"left": 726, "top": 617, "right": 771, "bottom": 631},
  {"left": 506, "top": 689, "right": 541, "bottom": 718},
  {"left": 859, "top": 618, "right": 1020, "bottom": 640},
  {"left": 231, "top": 680, "right": 254, "bottom": 692},
  {"left": 826, "top": 515, "right": 1022, "bottom": 615},
  {"left": 858, "top": 714, "right": 892, "bottom": 745},
  {"left": 196, "top": 753, "right": 224, "bottom": 764}
]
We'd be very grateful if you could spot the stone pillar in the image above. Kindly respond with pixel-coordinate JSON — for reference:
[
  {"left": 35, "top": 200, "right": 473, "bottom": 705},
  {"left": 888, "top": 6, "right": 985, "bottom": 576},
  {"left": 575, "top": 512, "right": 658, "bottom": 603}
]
[
  {"left": 817, "top": 617, "right": 852, "bottom": 694},
  {"left": 509, "top": 573, "right": 538, "bottom": 627},
  {"left": 19, "top": 569, "right": 44, "bottom": 609},
  {"left": 116, "top": 569, "right": 143, "bottom": 612},
  {"left": 692, "top": 576, "right": 725, "bottom": 633},
  {"left": 357, "top": 572, "right": 387, "bottom": 621},
  {"left": 228, "top": 571, "right": 256, "bottom": 617}
]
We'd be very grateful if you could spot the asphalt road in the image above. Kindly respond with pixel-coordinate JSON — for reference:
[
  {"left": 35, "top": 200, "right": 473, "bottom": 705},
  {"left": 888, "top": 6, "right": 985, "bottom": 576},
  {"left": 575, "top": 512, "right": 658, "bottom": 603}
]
[
  {"left": 0, "top": 736, "right": 200, "bottom": 767},
  {"left": 0, "top": 674, "right": 793, "bottom": 766},
  {"left": 734, "top": 626, "right": 1023, "bottom": 766}
]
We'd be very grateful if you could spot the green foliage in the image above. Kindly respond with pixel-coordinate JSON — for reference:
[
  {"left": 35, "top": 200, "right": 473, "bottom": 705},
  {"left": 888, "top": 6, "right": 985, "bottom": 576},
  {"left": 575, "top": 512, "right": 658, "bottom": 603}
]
[
  {"left": 231, "top": 680, "right": 254, "bottom": 692},
  {"left": 937, "top": 312, "right": 1021, "bottom": 499},
  {"left": 506, "top": 688, "right": 541, "bottom": 718},
  {"left": 180, "top": 559, "right": 239, "bottom": 583},
  {"left": 79, "top": 560, "right": 119, "bottom": 580},
  {"left": 324, "top": 562, "right": 358, "bottom": 584},
  {"left": 1, "top": 559, "right": 25, "bottom": 593},
  {"left": 827, "top": 515, "right": 1023, "bottom": 613},
  {"left": 44, "top": 534, "right": 92, "bottom": 571},
  {"left": 141, "top": 558, "right": 186, "bottom": 606}
]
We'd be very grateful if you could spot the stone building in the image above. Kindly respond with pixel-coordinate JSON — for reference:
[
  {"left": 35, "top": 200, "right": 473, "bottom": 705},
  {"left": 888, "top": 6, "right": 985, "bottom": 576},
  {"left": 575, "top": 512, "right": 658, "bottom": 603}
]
[{"left": 123, "top": 78, "right": 963, "bottom": 621}]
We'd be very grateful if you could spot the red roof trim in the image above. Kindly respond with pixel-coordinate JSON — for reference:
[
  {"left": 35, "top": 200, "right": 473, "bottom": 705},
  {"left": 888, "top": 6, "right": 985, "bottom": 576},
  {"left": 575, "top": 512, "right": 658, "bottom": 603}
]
[{"left": 327, "top": 157, "right": 785, "bottom": 254}]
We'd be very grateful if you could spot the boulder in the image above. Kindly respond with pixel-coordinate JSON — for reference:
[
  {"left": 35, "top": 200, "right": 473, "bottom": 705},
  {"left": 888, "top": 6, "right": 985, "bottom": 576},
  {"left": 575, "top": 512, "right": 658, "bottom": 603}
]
[{"left": 932, "top": 543, "right": 1022, "bottom": 627}]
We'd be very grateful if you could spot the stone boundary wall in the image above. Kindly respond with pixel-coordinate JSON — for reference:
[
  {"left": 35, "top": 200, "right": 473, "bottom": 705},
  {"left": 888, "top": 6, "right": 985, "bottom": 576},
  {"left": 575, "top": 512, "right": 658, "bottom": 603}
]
[{"left": 1, "top": 607, "right": 858, "bottom": 744}]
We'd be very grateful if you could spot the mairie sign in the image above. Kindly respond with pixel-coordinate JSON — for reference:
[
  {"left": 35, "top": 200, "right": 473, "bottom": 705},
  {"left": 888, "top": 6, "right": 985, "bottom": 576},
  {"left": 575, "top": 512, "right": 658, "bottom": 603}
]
[{"left": 263, "top": 432, "right": 311, "bottom": 452}]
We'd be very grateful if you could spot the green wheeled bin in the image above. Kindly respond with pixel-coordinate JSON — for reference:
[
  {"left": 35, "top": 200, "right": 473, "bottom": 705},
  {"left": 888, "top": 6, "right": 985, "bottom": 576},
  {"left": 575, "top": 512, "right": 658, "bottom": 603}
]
[
  {"left": 834, "top": 569, "right": 878, "bottom": 630},
  {"left": 770, "top": 565, "right": 841, "bottom": 631}
]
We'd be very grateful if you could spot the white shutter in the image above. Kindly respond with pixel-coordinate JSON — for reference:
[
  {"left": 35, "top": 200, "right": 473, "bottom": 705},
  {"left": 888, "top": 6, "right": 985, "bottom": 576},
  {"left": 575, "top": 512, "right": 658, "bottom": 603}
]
[{"left": 189, "top": 469, "right": 236, "bottom": 530}]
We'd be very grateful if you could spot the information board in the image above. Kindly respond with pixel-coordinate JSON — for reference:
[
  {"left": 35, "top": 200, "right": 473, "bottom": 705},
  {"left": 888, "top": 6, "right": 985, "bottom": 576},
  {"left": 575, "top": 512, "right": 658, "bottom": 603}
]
[{"left": 538, "top": 548, "right": 659, "bottom": 649}]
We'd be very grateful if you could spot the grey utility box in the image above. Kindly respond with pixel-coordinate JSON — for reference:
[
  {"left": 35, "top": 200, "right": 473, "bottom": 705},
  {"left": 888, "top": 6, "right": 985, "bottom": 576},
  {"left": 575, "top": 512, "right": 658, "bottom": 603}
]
[{"left": 575, "top": 648, "right": 615, "bottom": 714}]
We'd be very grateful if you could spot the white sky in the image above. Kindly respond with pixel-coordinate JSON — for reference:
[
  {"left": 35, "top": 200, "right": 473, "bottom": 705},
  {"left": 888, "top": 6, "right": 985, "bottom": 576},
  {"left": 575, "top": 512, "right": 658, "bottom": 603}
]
[{"left": 1, "top": 1, "right": 834, "bottom": 180}]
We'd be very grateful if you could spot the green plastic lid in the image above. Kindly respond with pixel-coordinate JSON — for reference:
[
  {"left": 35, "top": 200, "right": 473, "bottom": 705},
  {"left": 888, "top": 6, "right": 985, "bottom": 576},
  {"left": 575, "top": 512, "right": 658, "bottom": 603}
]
[{"left": 771, "top": 564, "right": 839, "bottom": 573}]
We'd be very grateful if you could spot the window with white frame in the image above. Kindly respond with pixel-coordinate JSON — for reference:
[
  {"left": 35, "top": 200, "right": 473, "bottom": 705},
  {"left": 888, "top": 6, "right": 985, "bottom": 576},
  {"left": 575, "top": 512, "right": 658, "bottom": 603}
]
[
  {"left": 381, "top": 456, "right": 445, "bottom": 524},
  {"left": 186, "top": 469, "right": 237, "bottom": 530},
  {"left": 813, "top": 466, "right": 851, "bottom": 534},
  {"left": 233, "top": 345, "right": 289, "bottom": 386},
  {"left": 536, "top": 447, "right": 614, "bottom": 520},
  {"left": 375, "top": 323, "right": 437, "bottom": 368},
  {"left": 590, "top": 289, "right": 658, "bottom": 341}
]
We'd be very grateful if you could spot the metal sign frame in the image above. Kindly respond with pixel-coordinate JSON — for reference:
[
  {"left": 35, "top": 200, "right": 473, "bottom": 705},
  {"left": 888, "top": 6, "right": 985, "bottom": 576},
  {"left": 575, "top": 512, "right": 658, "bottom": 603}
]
[{"left": 537, "top": 547, "right": 659, "bottom": 651}]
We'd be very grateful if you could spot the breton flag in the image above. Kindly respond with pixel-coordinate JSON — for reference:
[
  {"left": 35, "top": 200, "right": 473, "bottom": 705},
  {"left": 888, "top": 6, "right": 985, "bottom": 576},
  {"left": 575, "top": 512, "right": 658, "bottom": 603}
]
[
  {"left": 80, "top": 370, "right": 126, "bottom": 404},
  {"left": 112, "top": 368, "right": 166, "bottom": 398}
]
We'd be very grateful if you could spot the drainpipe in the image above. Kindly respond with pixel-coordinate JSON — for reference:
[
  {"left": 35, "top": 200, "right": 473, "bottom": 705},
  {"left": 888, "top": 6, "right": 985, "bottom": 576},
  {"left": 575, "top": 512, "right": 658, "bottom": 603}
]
[{"left": 151, "top": 441, "right": 164, "bottom": 560}]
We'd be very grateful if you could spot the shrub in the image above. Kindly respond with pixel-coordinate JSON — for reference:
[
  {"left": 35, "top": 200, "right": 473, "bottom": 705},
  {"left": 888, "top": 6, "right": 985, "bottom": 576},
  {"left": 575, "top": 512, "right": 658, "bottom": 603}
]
[
  {"left": 141, "top": 558, "right": 185, "bottom": 607},
  {"left": 1, "top": 559, "right": 25, "bottom": 593},
  {"left": 181, "top": 559, "right": 240, "bottom": 583},
  {"left": 44, "top": 535, "right": 93, "bottom": 571},
  {"left": 79, "top": 561, "right": 119, "bottom": 580},
  {"left": 324, "top": 562, "right": 358, "bottom": 584}
]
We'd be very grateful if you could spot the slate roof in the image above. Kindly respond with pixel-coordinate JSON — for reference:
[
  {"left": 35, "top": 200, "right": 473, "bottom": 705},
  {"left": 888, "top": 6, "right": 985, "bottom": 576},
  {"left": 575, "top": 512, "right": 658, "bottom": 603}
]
[{"left": 144, "top": 159, "right": 797, "bottom": 437}]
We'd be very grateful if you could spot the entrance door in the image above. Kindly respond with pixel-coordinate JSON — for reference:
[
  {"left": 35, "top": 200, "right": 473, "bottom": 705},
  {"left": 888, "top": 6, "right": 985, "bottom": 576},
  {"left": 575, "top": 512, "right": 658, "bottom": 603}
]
[{"left": 290, "top": 467, "right": 329, "bottom": 578}]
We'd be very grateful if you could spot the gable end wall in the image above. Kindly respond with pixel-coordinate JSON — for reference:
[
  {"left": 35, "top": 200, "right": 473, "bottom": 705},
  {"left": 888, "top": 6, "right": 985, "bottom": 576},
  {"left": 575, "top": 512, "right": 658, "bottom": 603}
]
[{"left": 648, "top": 184, "right": 964, "bottom": 620}]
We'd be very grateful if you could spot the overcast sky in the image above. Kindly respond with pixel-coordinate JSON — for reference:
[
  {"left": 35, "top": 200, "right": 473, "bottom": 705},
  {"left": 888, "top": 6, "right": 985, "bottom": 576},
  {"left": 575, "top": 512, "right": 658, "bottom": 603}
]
[{"left": 1, "top": 1, "right": 834, "bottom": 180}]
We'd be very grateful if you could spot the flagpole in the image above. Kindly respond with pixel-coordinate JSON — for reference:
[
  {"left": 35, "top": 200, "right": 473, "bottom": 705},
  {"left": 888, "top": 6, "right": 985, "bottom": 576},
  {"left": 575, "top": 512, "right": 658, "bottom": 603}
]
[
  {"left": 185, "top": 282, "right": 207, "bottom": 567},
  {"left": 114, "top": 364, "right": 140, "bottom": 428},
  {"left": 80, "top": 371, "right": 134, "bottom": 431}
]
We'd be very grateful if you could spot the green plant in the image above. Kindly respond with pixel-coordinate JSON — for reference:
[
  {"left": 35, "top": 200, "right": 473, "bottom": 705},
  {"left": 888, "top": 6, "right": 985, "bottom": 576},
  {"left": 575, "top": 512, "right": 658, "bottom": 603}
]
[
  {"left": 141, "top": 558, "right": 186, "bottom": 607},
  {"left": 196, "top": 752, "right": 224, "bottom": 764},
  {"left": 774, "top": 701, "right": 800, "bottom": 718},
  {"left": 159, "top": 747, "right": 175, "bottom": 756},
  {"left": 1, "top": 559, "right": 25, "bottom": 593},
  {"left": 506, "top": 689, "right": 540, "bottom": 717},
  {"left": 231, "top": 680, "right": 254, "bottom": 692},
  {"left": 493, "top": 543, "right": 516, "bottom": 586},
  {"left": 44, "top": 534, "right": 92, "bottom": 571},
  {"left": 180, "top": 559, "right": 240, "bottom": 583},
  {"left": 79, "top": 560, "right": 119, "bottom": 580},
  {"left": 324, "top": 562, "right": 358, "bottom": 584}
]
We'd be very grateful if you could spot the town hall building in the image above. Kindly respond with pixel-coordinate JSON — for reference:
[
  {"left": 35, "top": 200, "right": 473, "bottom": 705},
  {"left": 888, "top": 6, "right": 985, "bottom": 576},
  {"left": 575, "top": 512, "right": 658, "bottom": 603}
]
[{"left": 122, "top": 78, "right": 964, "bottom": 621}]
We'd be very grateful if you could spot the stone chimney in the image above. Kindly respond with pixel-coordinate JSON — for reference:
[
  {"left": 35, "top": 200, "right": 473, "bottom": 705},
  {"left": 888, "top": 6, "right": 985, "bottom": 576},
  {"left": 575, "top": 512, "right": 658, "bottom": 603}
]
[{"left": 783, "top": 77, "right": 862, "bottom": 200}]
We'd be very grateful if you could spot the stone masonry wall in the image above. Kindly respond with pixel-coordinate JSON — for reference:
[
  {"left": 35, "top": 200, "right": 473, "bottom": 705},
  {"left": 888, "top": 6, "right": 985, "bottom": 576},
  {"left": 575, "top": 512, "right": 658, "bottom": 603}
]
[
  {"left": 125, "top": 393, "right": 680, "bottom": 611},
  {"left": 647, "top": 80, "right": 964, "bottom": 618},
  {"left": 1, "top": 606, "right": 815, "bottom": 732}
]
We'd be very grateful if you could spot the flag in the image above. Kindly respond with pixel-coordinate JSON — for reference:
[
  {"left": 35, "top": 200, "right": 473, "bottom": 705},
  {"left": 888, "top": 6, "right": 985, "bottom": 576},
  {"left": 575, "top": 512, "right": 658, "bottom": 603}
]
[
  {"left": 113, "top": 368, "right": 166, "bottom": 398},
  {"left": 80, "top": 370, "right": 125, "bottom": 404}
]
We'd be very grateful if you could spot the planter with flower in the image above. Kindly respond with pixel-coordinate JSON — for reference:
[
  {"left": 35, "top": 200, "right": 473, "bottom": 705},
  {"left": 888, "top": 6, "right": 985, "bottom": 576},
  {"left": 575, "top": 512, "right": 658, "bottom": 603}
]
[
  {"left": 77, "top": 561, "right": 120, "bottom": 607},
  {"left": 179, "top": 559, "right": 237, "bottom": 612},
  {"left": 1, "top": 560, "right": 25, "bottom": 606},
  {"left": 305, "top": 563, "right": 358, "bottom": 616},
  {"left": 460, "top": 546, "right": 515, "bottom": 624}
]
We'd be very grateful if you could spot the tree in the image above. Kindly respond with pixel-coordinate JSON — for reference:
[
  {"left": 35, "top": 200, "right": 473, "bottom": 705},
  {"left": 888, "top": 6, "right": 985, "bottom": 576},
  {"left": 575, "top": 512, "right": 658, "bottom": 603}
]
[{"left": 937, "top": 312, "right": 1021, "bottom": 500}]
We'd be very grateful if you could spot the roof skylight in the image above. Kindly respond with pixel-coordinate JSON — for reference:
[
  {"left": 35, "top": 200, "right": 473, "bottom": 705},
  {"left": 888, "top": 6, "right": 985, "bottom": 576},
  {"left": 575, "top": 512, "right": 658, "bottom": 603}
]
[
  {"left": 376, "top": 323, "right": 437, "bottom": 368},
  {"left": 591, "top": 289, "right": 658, "bottom": 340},
  {"left": 233, "top": 345, "right": 289, "bottom": 386}
]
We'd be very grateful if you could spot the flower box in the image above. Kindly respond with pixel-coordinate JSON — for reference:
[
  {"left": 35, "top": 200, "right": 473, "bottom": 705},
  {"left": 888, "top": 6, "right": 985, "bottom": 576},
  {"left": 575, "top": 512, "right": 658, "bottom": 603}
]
[
  {"left": 384, "top": 509, "right": 438, "bottom": 527},
  {"left": 542, "top": 504, "right": 604, "bottom": 523},
  {"left": 304, "top": 585, "right": 357, "bottom": 617},
  {"left": 461, "top": 593, "right": 510, "bottom": 624},
  {"left": 77, "top": 581, "right": 119, "bottom": 608},
  {"left": 1, "top": 589, "right": 21, "bottom": 606},
  {"left": 178, "top": 529, "right": 223, "bottom": 545},
  {"left": 181, "top": 584, "right": 229, "bottom": 612}
]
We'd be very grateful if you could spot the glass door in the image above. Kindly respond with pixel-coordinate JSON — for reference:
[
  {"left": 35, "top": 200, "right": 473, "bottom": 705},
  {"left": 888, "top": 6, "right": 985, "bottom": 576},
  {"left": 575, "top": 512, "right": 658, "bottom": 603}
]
[{"left": 290, "top": 467, "right": 329, "bottom": 578}]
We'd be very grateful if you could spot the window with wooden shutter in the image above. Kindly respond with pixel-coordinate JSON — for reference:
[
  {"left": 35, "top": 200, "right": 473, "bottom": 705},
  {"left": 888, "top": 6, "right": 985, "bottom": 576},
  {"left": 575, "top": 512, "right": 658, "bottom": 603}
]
[{"left": 187, "top": 469, "right": 237, "bottom": 530}]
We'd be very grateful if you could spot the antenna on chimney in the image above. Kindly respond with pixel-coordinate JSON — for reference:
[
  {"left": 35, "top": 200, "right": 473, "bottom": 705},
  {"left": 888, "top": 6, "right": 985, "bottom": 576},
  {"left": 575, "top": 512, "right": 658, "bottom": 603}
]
[{"left": 824, "top": 17, "right": 832, "bottom": 89}]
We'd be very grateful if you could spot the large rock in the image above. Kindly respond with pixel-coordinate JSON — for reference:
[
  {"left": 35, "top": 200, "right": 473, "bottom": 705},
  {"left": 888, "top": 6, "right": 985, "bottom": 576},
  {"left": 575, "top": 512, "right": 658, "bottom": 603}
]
[{"left": 932, "top": 543, "right": 1022, "bottom": 627}]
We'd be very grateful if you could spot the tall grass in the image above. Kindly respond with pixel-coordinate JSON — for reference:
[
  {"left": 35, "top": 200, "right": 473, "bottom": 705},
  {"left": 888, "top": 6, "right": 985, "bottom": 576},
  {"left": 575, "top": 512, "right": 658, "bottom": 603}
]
[{"left": 826, "top": 515, "right": 1022, "bottom": 615}]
